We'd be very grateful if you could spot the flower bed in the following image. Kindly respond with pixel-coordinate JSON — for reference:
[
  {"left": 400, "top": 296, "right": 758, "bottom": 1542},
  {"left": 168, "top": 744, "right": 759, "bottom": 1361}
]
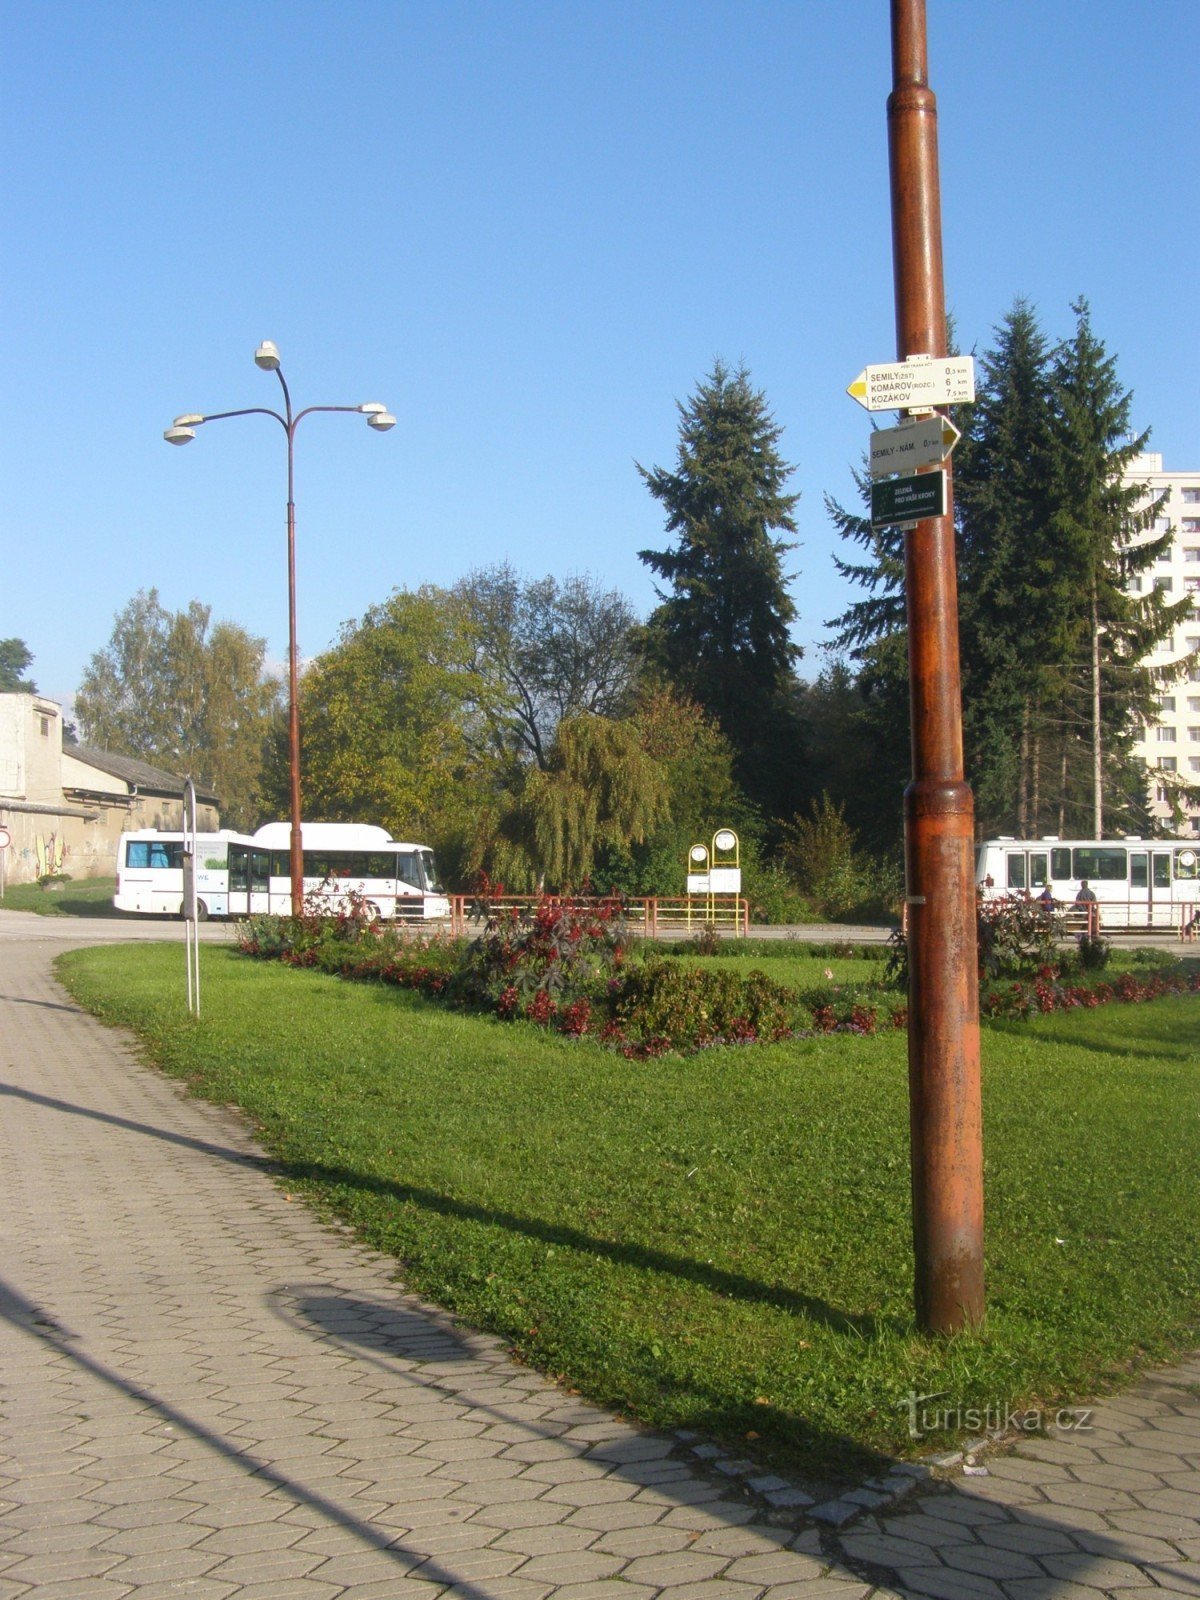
[{"left": 235, "top": 890, "right": 1199, "bottom": 1056}]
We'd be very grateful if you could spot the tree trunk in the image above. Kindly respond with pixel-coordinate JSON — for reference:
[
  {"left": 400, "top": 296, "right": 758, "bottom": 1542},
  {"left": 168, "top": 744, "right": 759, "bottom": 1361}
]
[
  {"left": 1092, "top": 588, "right": 1103, "bottom": 837},
  {"left": 1017, "top": 699, "right": 1030, "bottom": 835}
]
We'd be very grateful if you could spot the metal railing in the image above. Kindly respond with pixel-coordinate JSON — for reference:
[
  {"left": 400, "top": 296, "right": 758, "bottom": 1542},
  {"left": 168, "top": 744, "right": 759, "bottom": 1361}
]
[{"left": 446, "top": 894, "right": 749, "bottom": 939}]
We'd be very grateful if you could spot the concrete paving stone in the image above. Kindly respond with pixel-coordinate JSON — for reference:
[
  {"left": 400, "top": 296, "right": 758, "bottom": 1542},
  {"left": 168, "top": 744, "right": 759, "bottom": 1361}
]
[
  {"left": 431, "top": 1456, "right": 530, "bottom": 1484},
  {"left": 687, "top": 1525, "right": 793, "bottom": 1557},
  {"left": 1147, "top": 1562, "right": 1200, "bottom": 1594},
  {"left": 757, "top": 1582, "right": 871, "bottom": 1600},
  {"left": 724, "top": 1551, "right": 829, "bottom": 1584},
  {"left": 891, "top": 1565, "right": 1008, "bottom": 1600},
  {"left": 213, "top": 1581, "right": 343, "bottom": 1600},
  {"left": 2, "top": 1522, "right": 118, "bottom": 1556},
  {"left": 590, "top": 1525, "right": 695, "bottom": 1558},
  {"left": 445, "top": 1475, "right": 549, "bottom": 1504},
  {"left": 942, "top": 1542, "right": 1049, "bottom": 1581},
  {"left": 1131, "top": 1485, "right": 1200, "bottom": 1517},
  {"left": 1039, "top": 1478, "right": 1153, "bottom": 1513},
  {"left": 1000, "top": 1581, "right": 1113, "bottom": 1600},
  {"left": 4, "top": 1471, "right": 106, "bottom": 1504},
  {"left": 936, "top": 1487, "right": 1034, "bottom": 1520},
  {"left": 1042, "top": 1550, "right": 1171, "bottom": 1588},
  {"left": 516, "top": 1550, "right": 628, "bottom": 1583},
  {"left": 661, "top": 1501, "right": 759, "bottom": 1530},
  {"left": 306, "top": 1547, "right": 425, "bottom": 1586},
  {"left": 586, "top": 1436, "right": 678, "bottom": 1465},
  {"left": 983, "top": 1456, "right": 1073, "bottom": 1485},
  {"left": 537, "top": 1478, "right": 638, "bottom": 1509},
  {"left": 1066, "top": 1461, "right": 1168, "bottom": 1493},
  {"left": 502, "top": 1438, "right": 589, "bottom": 1464},
  {"left": 973, "top": 1520, "right": 1083, "bottom": 1557},
  {"left": 368, "top": 1498, "right": 482, "bottom": 1532},
  {"left": 104, "top": 1548, "right": 226, "bottom": 1585},
  {"left": 87, "top": 1476, "right": 202, "bottom": 1509},
  {"left": 0, "top": 1578, "right": 134, "bottom": 1600},
  {"left": 92, "top": 1500, "right": 201, "bottom": 1530},
  {"left": 655, "top": 1583, "right": 762, "bottom": 1600},
  {"left": 469, "top": 1501, "right": 576, "bottom": 1531},
  {"left": 1120, "top": 1429, "right": 1200, "bottom": 1459},
  {"left": 621, "top": 1549, "right": 733, "bottom": 1585},
  {"left": 412, "top": 1547, "right": 528, "bottom": 1582},
  {"left": 616, "top": 1459, "right": 698, "bottom": 1487},
  {"left": 191, "top": 1520, "right": 312, "bottom": 1556},
  {"left": 402, "top": 1522, "right": 505, "bottom": 1558},
  {"left": 545, "top": 1582, "right": 657, "bottom": 1600},
  {"left": 514, "top": 1457, "right": 615, "bottom": 1484},
  {"left": 634, "top": 1479, "right": 732, "bottom": 1508},
  {"left": 840, "top": 1529, "right": 945, "bottom": 1568},
  {"left": 564, "top": 1500, "right": 673, "bottom": 1533},
  {"left": 492, "top": 1523, "right": 599, "bottom": 1556},
  {"left": 2, "top": 1549, "right": 128, "bottom": 1587},
  {"left": 207, "top": 1546, "right": 332, "bottom": 1583}
]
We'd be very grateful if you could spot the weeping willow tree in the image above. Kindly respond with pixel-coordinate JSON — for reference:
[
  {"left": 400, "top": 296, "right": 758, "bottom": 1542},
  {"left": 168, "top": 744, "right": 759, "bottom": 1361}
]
[{"left": 500, "top": 714, "right": 669, "bottom": 889}]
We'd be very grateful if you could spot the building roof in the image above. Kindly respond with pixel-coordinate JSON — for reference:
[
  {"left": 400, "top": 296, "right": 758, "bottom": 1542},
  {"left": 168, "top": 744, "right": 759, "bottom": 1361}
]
[{"left": 66, "top": 744, "right": 219, "bottom": 803}]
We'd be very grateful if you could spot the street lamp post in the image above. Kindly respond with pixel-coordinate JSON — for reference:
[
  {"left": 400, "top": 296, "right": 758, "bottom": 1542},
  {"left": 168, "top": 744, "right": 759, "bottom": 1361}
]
[{"left": 165, "top": 342, "right": 394, "bottom": 916}]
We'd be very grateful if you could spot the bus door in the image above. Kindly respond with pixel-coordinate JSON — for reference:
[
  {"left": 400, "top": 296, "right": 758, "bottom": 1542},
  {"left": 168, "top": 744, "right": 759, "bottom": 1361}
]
[
  {"left": 228, "top": 845, "right": 272, "bottom": 916},
  {"left": 1129, "top": 852, "right": 1150, "bottom": 924},
  {"left": 1151, "top": 851, "right": 1172, "bottom": 927}
]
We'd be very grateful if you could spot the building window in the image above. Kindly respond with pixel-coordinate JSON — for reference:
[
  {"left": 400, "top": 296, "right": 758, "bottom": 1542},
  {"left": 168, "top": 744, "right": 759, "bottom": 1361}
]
[
  {"left": 1128, "top": 576, "right": 1143, "bottom": 593},
  {"left": 1161, "top": 757, "right": 1178, "bottom": 773},
  {"left": 1157, "top": 726, "right": 1178, "bottom": 742},
  {"left": 1190, "top": 727, "right": 1200, "bottom": 742},
  {"left": 39, "top": 717, "right": 50, "bottom": 737},
  {"left": 1190, "top": 757, "right": 1200, "bottom": 773},
  {"left": 1155, "top": 576, "right": 1174, "bottom": 591},
  {"left": 1159, "top": 696, "right": 1177, "bottom": 713},
  {"left": 1185, "top": 519, "right": 1200, "bottom": 534},
  {"left": 1183, "top": 487, "right": 1200, "bottom": 504},
  {"left": 1189, "top": 698, "right": 1200, "bottom": 714},
  {"left": 1187, "top": 548, "right": 1200, "bottom": 563}
]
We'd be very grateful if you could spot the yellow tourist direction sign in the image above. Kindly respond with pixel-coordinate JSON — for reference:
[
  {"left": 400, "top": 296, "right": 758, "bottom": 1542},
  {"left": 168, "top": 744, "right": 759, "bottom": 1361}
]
[
  {"left": 869, "top": 414, "right": 961, "bottom": 478},
  {"left": 847, "top": 354, "right": 975, "bottom": 412}
]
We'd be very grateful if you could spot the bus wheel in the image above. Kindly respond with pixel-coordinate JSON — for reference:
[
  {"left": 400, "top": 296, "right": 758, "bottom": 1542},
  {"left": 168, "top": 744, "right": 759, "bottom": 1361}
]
[{"left": 196, "top": 899, "right": 210, "bottom": 922}]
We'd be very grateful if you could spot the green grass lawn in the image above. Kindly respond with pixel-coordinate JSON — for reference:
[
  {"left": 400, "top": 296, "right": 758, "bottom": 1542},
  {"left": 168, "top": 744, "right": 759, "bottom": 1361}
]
[
  {"left": 58, "top": 941, "right": 1200, "bottom": 1485},
  {"left": 1, "top": 876, "right": 119, "bottom": 916}
]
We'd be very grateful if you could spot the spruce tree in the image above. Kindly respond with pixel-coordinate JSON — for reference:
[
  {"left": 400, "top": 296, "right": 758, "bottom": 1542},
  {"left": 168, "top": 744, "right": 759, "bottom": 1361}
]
[
  {"left": 1044, "top": 299, "right": 1188, "bottom": 834},
  {"left": 638, "top": 361, "right": 803, "bottom": 819}
]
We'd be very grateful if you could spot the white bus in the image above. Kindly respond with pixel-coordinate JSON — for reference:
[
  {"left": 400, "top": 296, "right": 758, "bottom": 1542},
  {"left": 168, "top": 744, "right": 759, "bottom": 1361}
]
[
  {"left": 226, "top": 822, "right": 451, "bottom": 921},
  {"left": 976, "top": 836, "right": 1200, "bottom": 930},
  {"left": 114, "top": 823, "right": 451, "bottom": 922},
  {"left": 114, "top": 829, "right": 249, "bottom": 919}
]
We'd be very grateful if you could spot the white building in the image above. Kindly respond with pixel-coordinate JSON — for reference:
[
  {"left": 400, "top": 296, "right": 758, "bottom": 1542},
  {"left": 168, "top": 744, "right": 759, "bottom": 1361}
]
[{"left": 1125, "top": 453, "right": 1200, "bottom": 835}]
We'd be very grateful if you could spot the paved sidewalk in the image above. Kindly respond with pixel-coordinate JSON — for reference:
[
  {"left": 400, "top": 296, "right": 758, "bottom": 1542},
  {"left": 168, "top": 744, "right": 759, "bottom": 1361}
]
[{"left": 1, "top": 931, "right": 1198, "bottom": 1599}]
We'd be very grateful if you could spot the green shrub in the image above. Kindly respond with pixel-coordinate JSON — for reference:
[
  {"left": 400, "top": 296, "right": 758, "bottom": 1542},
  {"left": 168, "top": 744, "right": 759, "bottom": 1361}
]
[{"left": 611, "top": 958, "right": 803, "bottom": 1050}]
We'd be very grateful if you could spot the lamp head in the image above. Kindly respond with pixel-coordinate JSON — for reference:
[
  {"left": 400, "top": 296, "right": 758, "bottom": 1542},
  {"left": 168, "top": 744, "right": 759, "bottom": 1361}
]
[
  {"left": 254, "top": 340, "right": 281, "bottom": 371},
  {"left": 163, "top": 426, "right": 196, "bottom": 446},
  {"left": 366, "top": 410, "right": 396, "bottom": 432}
]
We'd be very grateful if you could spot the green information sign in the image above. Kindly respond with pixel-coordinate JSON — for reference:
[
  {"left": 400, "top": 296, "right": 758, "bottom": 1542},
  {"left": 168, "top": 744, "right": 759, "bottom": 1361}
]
[{"left": 870, "top": 468, "right": 946, "bottom": 528}]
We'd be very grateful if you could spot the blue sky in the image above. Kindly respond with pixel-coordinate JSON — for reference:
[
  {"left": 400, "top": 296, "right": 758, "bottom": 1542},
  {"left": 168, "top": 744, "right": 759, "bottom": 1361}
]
[{"left": 3, "top": 0, "right": 1198, "bottom": 709}]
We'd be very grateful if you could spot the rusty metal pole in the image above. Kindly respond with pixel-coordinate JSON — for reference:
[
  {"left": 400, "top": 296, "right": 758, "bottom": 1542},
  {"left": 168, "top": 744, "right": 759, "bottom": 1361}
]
[{"left": 888, "top": 0, "right": 984, "bottom": 1332}]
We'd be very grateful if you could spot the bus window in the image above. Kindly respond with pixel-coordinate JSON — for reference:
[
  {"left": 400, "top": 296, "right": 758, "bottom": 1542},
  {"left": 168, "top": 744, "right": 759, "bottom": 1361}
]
[
  {"left": 1153, "top": 853, "right": 1172, "bottom": 890},
  {"left": 1051, "top": 847, "right": 1071, "bottom": 878},
  {"left": 1030, "top": 852, "right": 1049, "bottom": 885},
  {"left": 1130, "top": 853, "right": 1148, "bottom": 890},
  {"left": 1006, "top": 854, "right": 1026, "bottom": 890},
  {"left": 126, "top": 840, "right": 184, "bottom": 869},
  {"left": 1072, "top": 847, "right": 1127, "bottom": 882},
  {"left": 419, "top": 850, "right": 443, "bottom": 892},
  {"left": 397, "top": 852, "right": 422, "bottom": 890}
]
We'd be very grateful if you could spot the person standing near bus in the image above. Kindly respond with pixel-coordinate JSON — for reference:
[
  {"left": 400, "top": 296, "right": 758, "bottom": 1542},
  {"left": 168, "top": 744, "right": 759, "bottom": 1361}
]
[{"left": 1075, "top": 880, "right": 1097, "bottom": 904}]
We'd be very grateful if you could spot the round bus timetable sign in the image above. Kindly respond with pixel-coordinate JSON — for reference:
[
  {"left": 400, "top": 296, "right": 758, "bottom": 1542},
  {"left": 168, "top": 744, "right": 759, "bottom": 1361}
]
[{"left": 0, "top": 826, "right": 11, "bottom": 850}]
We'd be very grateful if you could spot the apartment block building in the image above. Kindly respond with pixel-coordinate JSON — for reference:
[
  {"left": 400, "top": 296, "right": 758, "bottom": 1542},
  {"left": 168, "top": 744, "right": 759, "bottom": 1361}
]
[{"left": 1126, "top": 453, "right": 1200, "bottom": 835}]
